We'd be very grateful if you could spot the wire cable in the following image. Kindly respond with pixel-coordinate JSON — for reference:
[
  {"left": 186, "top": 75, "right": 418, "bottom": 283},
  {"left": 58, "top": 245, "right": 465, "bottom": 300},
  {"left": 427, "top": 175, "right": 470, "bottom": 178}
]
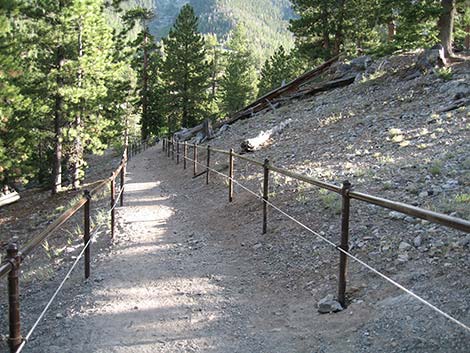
[
  {"left": 110, "top": 185, "right": 125, "bottom": 213},
  {"left": 15, "top": 220, "right": 106, "bottom": 353},
  {"left": 179, "top": 153, "right": 470, "bottom": 333}
]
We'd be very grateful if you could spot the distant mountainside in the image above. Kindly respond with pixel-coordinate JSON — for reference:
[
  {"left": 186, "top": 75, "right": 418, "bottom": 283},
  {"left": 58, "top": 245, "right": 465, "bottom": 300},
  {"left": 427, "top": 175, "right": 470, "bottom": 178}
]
[{"left": 134, "top": 0, "right": 295, "bottom": 62}]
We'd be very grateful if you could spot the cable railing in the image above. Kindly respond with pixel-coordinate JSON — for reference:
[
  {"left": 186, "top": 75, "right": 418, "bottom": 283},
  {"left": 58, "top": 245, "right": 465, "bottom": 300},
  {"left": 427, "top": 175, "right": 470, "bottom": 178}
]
[
  {"left": 0, "top": 137, "right": 155, "bottom": 353},
  {"left": 162, "top": 137, "right": 470, "bottom": 334}
]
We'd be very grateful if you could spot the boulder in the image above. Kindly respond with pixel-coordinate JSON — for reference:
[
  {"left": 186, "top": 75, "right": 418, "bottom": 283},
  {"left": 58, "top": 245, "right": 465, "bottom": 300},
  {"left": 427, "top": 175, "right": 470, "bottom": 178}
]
[
  {"left": 416, "top": 45, "right": 447, "bottom": 72},
  {"left": 350, "top": 55, "right": 372, "bottom": 71},
  {"left": 318, "top": 294, "right": 344, "bottom": 314}
]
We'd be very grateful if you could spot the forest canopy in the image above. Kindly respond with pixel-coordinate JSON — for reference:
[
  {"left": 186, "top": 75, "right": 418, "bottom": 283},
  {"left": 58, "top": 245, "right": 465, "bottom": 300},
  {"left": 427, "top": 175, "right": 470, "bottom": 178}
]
[{"left": 0, "top": 0, "right": 468, "bottom": 192}]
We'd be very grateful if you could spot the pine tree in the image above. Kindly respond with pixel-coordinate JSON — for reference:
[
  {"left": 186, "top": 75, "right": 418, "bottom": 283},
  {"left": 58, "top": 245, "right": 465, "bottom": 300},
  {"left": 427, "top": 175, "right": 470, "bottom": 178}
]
[
  {"left": 67, "top": 0, "right": 121, "bottom": 188},
  {"left": 0, "top": 0, "right": 30, "bottom": 187},
  {"left": 17, "top": 0, "right": 129, "bottom": 192},
  {"left": 146, "top": 49, "right": 166, "bottom": 136},
  {"left": 289, "top": 0, "right": 382, "bottom": 60},
  {"left": 123, "top": 7, "right": 155, "bottom": 140},
  {"left": 205, "top": 33, "right": 225, "bottom": 118},
  {"left": 162, "top": 4, "right": 211, "bottom": 131},
  {"left": 19, "top": 0, "right": 75, "bottom": 193},
  {"left": 219, "top": 24, "right": 258, "bottom": 115},
  {"left": 258, "top": 46, "right": 300, "bottom": 97}
]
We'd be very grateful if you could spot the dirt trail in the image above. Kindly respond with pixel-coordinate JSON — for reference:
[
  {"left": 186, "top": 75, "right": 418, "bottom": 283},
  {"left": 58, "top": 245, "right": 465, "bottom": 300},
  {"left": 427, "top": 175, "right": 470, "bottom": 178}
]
[
  {"left": 21, "top": 145, "right": 350, "bottom": 353},
  {"left": 14, "top": 143, "right": 468, "bottom": 353}
]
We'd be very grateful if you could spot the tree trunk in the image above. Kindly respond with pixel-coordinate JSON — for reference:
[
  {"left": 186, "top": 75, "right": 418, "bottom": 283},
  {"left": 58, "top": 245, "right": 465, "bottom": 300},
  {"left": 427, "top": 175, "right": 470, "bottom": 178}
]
[
  {"left": 321, "top": 4, "right": 330, "bottom": 52},
  {"left": 465, "top": 24, "right": 470, "bottom": 51},
  {"left": 52, "top": 44, "right": 64, "bottom": 194},
  {"left": 211, "top": 47, "right": 218, "bottom": 99},
  {"left": 333, "top": 0, "right": 346, "bottom": 55},
  {"left": 438, "top": 0, "right": 456, "bottom": 58},
  {"left": 141, "top": 30, "right": 149, "bottom": 140},
  {"left": 387, "top": 20, "right": 396, "bottom": 42},
  {"left": 72, "top": 20, "right": 83, "bottom": 190}
]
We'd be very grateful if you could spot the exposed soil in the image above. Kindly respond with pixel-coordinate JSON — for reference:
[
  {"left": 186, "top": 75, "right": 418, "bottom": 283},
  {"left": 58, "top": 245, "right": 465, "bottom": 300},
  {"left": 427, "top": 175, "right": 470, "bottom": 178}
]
[
  {"left": 1, "top": 52, "right": 469, "bottom": 352},
  {"left": 0, "top": 142, "right": 467, "bottom": 352}
]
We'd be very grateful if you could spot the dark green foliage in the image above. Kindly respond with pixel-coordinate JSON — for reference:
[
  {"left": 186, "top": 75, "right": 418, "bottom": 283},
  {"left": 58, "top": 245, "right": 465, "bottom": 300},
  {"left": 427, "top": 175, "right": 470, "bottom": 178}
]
[
  {"left": 258, "top": 46, "right": 303, "bottom": 97},
  {"left": 0, "top": 0, "right": 136, "bottom": 190},
  {"left": 0, "top": 0, "right": 29, "bottom": 185},
  {"left": 219, "top": 24, "right": 258, "bottom": 115},
  {"left": 146, "top": 50, "right": 166, "bottom": 136},
  {"left": 205, "top": 33, "right": 225, "bottom": 118},
  {"left": 162, "top": 4, "right": 211, "bottom": 130},
  {"left": 125, "top": 6, "right": 157, "bottom": 140},
  {"left": 290, "top": 0, "right": 467, "bottom": 62}
]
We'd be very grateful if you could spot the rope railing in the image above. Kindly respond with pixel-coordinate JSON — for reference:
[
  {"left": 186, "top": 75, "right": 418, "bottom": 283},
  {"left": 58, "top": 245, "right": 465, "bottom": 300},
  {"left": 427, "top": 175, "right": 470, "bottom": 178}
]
[
  {"left": 163, "top": 138, "right": 470, "bottom": 335},
  {"left": 14, "top": 221, "right": 106, "bottom": 353},
  {"left": 165, "top": 138, "right": 470, "bottom": 233},
  {"left": 1, "top": 137, "right": 155, "bottom": 353}
]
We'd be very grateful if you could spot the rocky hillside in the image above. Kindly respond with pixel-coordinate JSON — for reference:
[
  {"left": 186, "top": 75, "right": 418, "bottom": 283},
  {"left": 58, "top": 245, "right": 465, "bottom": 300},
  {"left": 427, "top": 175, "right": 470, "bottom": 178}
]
[{"left": 196, "top": 51, "right": 470, "bottom": 351}]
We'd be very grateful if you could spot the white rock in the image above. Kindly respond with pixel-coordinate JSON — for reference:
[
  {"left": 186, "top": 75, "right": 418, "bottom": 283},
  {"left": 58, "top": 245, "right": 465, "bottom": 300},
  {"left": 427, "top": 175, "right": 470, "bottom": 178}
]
[
  {"left": 399, "top": 242, "right": 412, "bottom": 252},
  {"left": 318, "top": 294, "right": 344, "bottom": 314},
  {"left": 413, "top": 235, "right": 422, "bottom": 248}
]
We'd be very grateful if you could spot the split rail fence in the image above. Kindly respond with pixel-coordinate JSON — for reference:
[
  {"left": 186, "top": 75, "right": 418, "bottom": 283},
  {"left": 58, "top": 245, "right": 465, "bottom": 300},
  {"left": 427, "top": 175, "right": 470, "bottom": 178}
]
[
  {"left": 163, "top": 137, "right": 470, "bottom": 332},
  {"left": 0, "top": 138, "right": 154, "bottom": 353}
]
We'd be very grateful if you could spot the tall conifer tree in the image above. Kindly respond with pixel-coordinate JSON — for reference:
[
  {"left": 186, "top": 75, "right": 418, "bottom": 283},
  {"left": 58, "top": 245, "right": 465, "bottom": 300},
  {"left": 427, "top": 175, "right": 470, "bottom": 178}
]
[
  {"left": 162, "top": 4, "right": 210, "bottom": 131},
  {"left": 123, "top": 7, "right": 155, "bottom": 140},
  {"left": 219, "top": 24, "right": 258, "bottom": 115},
  {"left": 258, "top": 46, "right": 299, "bottom": 97}
]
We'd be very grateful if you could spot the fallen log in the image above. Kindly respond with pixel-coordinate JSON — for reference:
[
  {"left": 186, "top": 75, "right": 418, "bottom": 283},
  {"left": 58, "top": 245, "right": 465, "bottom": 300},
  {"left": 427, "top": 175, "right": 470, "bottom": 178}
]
[
  {"left": 174, "top": 124, "right": 203, "bottom": 142},
  {"left": 0, "top": 190, "right": 20, "bottom": 208},
  {"left": 293, "top": 75, "right": 356, "bottom": 98},
  {"left": 173, "top": 118, "right": 214, "bottom": 143},
  {"left": 437, "top": 98, "right": 470, "bottom": 113},
  {"left": 215, "top": 54, "right": 342, "bottom": 128},
  {"left": 241, "top": 119, "right": 292, "bottom": 152}
]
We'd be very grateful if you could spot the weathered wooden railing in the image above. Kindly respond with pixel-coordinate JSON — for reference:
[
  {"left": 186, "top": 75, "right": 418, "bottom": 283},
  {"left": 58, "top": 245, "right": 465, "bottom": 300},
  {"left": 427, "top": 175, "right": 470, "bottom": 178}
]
[
  {"left": 0, "top": 138, "right": 154, "bottom": 353},
  {"left": 163, "top": 138, "right": 470, "bottom": 310}
]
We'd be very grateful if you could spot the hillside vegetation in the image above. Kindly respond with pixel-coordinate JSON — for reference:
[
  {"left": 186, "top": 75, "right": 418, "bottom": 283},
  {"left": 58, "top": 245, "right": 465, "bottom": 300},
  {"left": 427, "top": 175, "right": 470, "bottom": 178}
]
[{"left": 148, "top": 0, "right": 294, "bottom": 61}]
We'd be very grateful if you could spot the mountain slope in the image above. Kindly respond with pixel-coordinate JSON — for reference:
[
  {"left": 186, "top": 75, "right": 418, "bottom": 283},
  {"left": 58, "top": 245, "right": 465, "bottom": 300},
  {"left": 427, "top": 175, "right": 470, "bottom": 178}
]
[{"left": 150, "top": 0, "right": 294, "bottom": 62}]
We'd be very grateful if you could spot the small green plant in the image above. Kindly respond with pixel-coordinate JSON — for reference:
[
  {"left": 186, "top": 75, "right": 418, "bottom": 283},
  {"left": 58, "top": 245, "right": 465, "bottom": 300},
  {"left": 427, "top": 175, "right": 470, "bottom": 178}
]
[
  {"left": 436, "top": 67, "right": 453, "bottom": 80},
  {"left": 455, "top": 193, "right": 470, "bottom": 203},
  {"left": 435, "top": 193, "right": 470, "bottom": 219},
  {"left": 318, "top": 189, "right": 341, "bottom": 215},
  {"left": 42, "top": 240, "right": 53, "bottom": 259},
  {"left": 429, "top": 160, "right": 443, "bottom": 176}
]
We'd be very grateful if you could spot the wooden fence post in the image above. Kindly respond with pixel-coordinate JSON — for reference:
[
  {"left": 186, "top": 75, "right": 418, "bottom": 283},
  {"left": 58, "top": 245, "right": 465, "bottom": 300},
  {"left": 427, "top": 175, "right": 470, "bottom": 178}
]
[
  {"left": 262, "top": 159, "right": 270, "bottom": 234},
  {"left": 120, "top": 165, "right": 125, "bottom": 207},
  {"left": 183, "top": 142, "right": 187, "bottom": 170},
  {"left": 110, "top": 177, "right": 116, "bottom": 239},
  {"left": 7, "top": 242, "right": 21, "bottom": 353},
  {"left": 83, "top": 190, "right": 91, "bottom": 279},
  {"left": 176, "top": 142, "right": 180, "bottom": 165},
  {"left": 193, "top": 144, "right": 198, "bottom": 176},
  {"left": 171, "top": 140, "right": 175, "bottom": 160},
  {"left": 228, "top": 148, "right": 234, "bottom": 202},
  {"left": 229, "top": 149, "right": 234, "bottom": 202},
  {"left": 338, "top": 180, "right": 351, "bottom": 308},
  {"left": 206, "top": 145, "right": 211, "bottom": 184}
]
